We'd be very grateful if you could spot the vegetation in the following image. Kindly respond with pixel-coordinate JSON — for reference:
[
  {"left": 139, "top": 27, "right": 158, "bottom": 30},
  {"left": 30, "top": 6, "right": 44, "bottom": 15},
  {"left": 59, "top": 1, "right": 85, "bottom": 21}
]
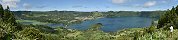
[
  {"left": 158, "top": 6, "right": 178, "bottom": 29},
  {"left": 1, "top": 3, "right": 178, "bottom": 40},
  {"left": 131, "top": 5, "right": 178, "bottom": 40},
  {"left": 0, "top": 4, "right": 117, "bottom": 40}
]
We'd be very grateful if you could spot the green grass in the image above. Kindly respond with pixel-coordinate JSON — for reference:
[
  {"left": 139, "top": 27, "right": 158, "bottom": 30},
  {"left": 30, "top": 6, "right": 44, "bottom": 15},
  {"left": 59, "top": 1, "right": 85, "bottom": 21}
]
[
  {"left": 116, "top": 28, "right": 178, "bottom": 40},
  {"left": 16, "top": 20, "right": 49, "bottom": 25}
]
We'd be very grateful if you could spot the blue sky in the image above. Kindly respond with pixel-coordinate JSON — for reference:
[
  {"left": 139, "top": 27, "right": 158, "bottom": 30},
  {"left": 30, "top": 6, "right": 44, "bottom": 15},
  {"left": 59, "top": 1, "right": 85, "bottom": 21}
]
[{"left": 0, "top": 0, "right": 178, "bottom": 11}]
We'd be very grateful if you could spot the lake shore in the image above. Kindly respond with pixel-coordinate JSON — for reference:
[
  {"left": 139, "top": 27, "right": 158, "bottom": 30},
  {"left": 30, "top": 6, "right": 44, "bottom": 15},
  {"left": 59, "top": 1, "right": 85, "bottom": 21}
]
[{"left": 16, "top": 16, "right": 153, "bottom": 32}]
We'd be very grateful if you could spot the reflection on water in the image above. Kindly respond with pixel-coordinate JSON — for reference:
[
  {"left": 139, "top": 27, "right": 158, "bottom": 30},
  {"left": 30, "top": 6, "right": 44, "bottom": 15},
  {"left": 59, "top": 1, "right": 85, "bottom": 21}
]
[
  {"left": 18, "top": 17, "right": 153, "bottom": 32},
  {"left": 68, "top": 17, "right": 152, "bottom": 32}
]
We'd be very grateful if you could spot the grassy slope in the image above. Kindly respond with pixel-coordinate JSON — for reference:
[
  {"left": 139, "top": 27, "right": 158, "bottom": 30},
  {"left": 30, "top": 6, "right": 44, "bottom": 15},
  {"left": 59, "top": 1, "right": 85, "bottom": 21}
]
[
  {"left": 16, "top": 20, "right": 49, "bottom": 25},
  {"left": 114, "top": 28, "right": 178, "bottom": 40}
]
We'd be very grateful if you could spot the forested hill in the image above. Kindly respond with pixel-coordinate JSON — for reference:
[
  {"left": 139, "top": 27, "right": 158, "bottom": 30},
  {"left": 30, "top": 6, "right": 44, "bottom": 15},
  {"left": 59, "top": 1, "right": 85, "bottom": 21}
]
[{"left": 12, "top": 11, "right": 166, "bottom": 19}]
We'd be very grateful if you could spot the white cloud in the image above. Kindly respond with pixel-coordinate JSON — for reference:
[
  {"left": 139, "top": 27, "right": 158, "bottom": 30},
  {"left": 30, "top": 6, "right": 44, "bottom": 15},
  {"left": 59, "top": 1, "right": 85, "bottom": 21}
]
[
  {"left": 23, "top": 3, "right": 32, "bottom": 9},
  {"left": 0, "top": 0, "right": 20, "bottom": 8},
  {"left": 112, "top": 0, "right": 126, "bottom": 4},
  {"left": 144, "top": 1, "right": 156, "bottom": 7},
  {"left": 161, "top": 1, "right": 167, "bottom": 3},
  {"left": 2, "top": 0, "right": 20, "bottom": 2}
]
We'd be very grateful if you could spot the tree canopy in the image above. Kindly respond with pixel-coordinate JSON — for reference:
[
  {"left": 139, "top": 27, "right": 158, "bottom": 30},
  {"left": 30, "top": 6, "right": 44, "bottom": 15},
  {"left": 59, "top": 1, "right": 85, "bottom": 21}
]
[{"left": 158, "top": 6, "right": 178, "bottom": 29}]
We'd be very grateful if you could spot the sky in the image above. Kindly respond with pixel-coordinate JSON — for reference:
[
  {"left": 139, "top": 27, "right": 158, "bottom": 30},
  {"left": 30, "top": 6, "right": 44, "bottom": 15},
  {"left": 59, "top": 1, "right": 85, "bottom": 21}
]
[{"left": 0, "top": 0, "right": 178, "bottom": 11}]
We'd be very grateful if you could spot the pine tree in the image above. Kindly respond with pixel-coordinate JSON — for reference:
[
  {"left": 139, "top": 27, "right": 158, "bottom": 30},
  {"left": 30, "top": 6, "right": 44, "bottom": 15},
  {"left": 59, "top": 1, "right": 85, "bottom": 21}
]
[
  {"left": 176, "top": 5, "right": 178, "bottom": 15},
  {"left": 158, "top": 9, "right": 170, "bottom": 28},
  {"left": 3, "top": 6, "right": 10, "bottom": 21},
  {"left": 158, "top": 6, "right": 178, "bottom": 29},
  {"left": 173, "top": 5, "right": 178, "bottom": 28},
  {"left": 0, "top": 6, "right": 17, "bottom": 25},
  {"left": 169, "top": 7, "right": 176, "bottom": 21},
  {"left": 0, "top": 4, "right": 4, "bottom": 18}
]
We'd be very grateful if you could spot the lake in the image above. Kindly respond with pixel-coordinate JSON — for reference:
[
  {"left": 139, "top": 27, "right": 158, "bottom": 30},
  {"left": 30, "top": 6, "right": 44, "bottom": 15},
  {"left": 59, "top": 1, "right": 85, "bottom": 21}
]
[
  {"left": 67, "top": 17, "right": 153, "bottom": 32},
  {"left": 17, "top": 17, "right": 153, "bottom": 32}
]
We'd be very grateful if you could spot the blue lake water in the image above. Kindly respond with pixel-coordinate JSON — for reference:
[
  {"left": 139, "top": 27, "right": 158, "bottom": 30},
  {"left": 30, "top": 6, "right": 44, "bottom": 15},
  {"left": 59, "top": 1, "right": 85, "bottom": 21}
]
[
  {"left": 19, "top": 17, "right": 153, "bottom": 32},
  {"left": 67, "top": 17, "right": 153, "bottom": 32}
]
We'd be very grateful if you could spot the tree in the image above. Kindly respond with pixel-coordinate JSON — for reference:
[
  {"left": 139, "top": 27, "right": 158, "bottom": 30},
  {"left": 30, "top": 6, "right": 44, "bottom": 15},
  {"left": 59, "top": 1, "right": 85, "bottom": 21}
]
[
  {"left": 157, "top": 10, "right": 169, "bottom": 28},
  {"left": 173, "top": 18, "right": 178, "bottom": 29},
  {"left": 176, "top": 5, "right": 178, "bottom": 15},
  {"left": 158, "top": 6, "right": 178, "bottom": 29},
  {"left": 0, "top": 4, "right": 4, "bottom": 18},
  {"left": 2, "top": 6, "right": 16, "bottom": 25},
  {"left": 3, "top": 6, "right": 10, "bottom": 21}
]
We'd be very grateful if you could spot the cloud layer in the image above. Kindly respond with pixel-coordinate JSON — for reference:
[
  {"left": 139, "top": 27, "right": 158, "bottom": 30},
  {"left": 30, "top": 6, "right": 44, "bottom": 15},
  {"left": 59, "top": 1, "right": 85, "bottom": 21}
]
[
  {"left": 112, "top": 0, "right": 126, "bottom": 4},
  {"left": 143, "top": 1, "right": 156, "bottom": 7},
  {"left": 111, "top": 0, "right": 159, "bottom": 8},
  {"left": 0, "top": 0, "right": 20, "bottom": 8},
  {"left": 23, "top": 3, "right": 32, "bottom": 9}
]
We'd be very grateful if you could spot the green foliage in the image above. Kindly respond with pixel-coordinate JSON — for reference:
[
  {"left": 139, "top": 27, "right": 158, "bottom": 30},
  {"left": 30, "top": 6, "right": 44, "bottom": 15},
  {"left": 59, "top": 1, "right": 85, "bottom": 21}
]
[
  {"left": 0, "top": 19, "right": 17, "bottom": 40},
  {"left": 158, "top": 6, "right": 178, "bottom": 28},
  {"left": 0, "top": 5, "right": 16, "bottom": 26},
  {"left": 0, "top": 4, "right": 4, "bottom": 18},
  {"left": 77, "top": 31, "right": 111, "bottom": 40},
  {"left": 1, "top": 3, "right": 178, "bottom": 40},
  {"left": 43, "top": 34, "right": 61, "bottom": 40},
  {"left": 147, "top": 25, "right": 156, "bottom": 33},
  {"left": 30, "top": 25, "right": 57, "bottom": 33},
  {"left": 3, "top": 6, "right": 16, "bottom": 24},
  {"left": 15, "top": 27, "right": 44, "bottom": 40},
  {"left": 134, "top": 31, "right": 140, "bottom": 40},
  {"left": 89, "top": 23, "right": 103, "bottom": 31},
  {"left": 92, "top": 12, "right": 103, "bottom": 18},
  {"left": 176, "top": 5, "right": 178, "bottom": 15},
  {"left": 173, "top": 18, "right": 178, "bottom": 29},
  {"left": 0, "top": 28, "right": 6, "bottom": 39}
]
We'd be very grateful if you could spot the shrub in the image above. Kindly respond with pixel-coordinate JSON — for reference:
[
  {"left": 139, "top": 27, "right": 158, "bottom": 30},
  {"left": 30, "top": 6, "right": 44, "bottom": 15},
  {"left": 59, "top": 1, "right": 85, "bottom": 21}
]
[
  {"left": 16, "top": 27, "right": 44, "bottom": 40},
  {"left": 147, "top": 26, "right": 156, "bottom": 33},
  {"left": 0, "top": 28, "right": 6, "bottom": 39}
]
